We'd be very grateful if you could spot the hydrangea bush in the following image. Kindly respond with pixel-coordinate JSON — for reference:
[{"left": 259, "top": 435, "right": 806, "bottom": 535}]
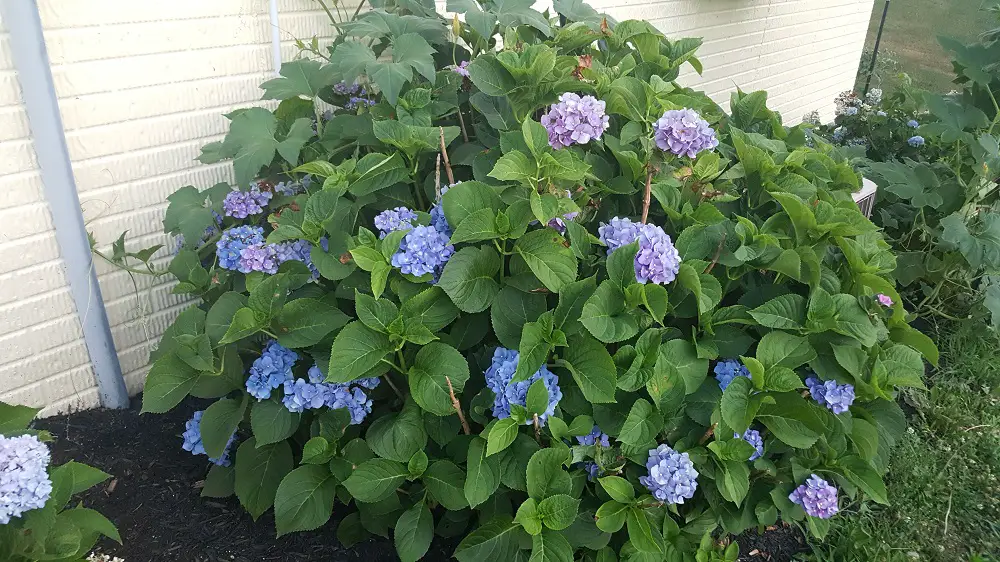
[
  {"left": 0, "top": 402, "right": 120, "bottom": 560},
  {"left": 108, "top": 0, "right": 937, "bottom": 559}
]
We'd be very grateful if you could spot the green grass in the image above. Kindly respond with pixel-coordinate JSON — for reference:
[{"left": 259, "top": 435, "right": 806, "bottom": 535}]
[
  {"left": 807, "top": 321, "right": 1000, "bottom": 562},
  {"left": 856, "top": 0, "right": 994, "bottom": 93}
]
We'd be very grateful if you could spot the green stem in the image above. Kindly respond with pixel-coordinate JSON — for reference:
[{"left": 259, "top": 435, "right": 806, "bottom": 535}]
[
  {"left": 351, "top": 0, "right": 368, "bottom": 20},
  {"left": 314, "top": 0, "right": 338, "bottom": 24},
  {"left": 988, "top": 87, "right": 1000, "bottom": 134},
  {"left": 396, "top": 350, "right": 409, "bottom": 373},
  {"left": 92, "top": 250, "right": 164, "bottom": 277}
]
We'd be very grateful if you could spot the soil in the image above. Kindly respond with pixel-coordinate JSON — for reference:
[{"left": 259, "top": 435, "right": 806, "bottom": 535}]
[{"left": 35, "top": 399, "right": 809, "bottom": 562}]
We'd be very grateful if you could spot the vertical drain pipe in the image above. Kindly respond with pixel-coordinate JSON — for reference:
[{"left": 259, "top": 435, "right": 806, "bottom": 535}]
[
  {"left": 2, "top": 0, "right": 129, "bottom": 408},
  {"left": 269, "top": 0, "right": 282, "bottom": 74}
]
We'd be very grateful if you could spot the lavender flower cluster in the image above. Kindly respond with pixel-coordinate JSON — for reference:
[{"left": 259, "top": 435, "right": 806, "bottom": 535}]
[
  {"left": 222, "top": 185, "right": 273, "bottom": 219},
  {"left": 789, "top": 474, "right": 839, "bottom": 519},
  {"left": 0, "top": 434, "right": 52, "bottom": 524},
  {"left": 374, "top": 207, "right": 418, "bottom": 238},
  {"left": 805, "top": 376, "right": 855, "bottom": 414},
  {"left": 181, "top": 410, "right": 237, "bottom": 466},
  {"left": 375, "top": 206, "right": 454, "bottom": 280},
  {"left": 735, "top": 428, "right": 764, "bottom": 461},
  {"left": 640, "top": 444, "right": 699, "bottom": 505},
  {"left": 216, "top": 226, "right": 318, "bottom": 277},
  {"left": 714, "top": 358, "right": 751, "bottom": 391},
  {"left": 332, "top": 81, "right": 363, "bottom": 96},
  {"left": 576, "top": 425, "right": 611, "bottom": 480},
  {"left": 273, "top": 175, "right": 312, "bottom": 196},
  {"left": 281, "top": 365, "right": 379, "bottom": 424},
  {"left": 598, "top": 217, "right": 681, "bottom": 285},
  {"left": 245, "top": 340, "right": 299, "bottom": 400},
  {"left": 451, "top": 61, "right": 470, "bottom": 77},
  {"left": 908, "top": 135, "right": 925, "bottom": 147},
  {"left": 653, "top": 108, "right": 719, "bottom": 158},
  {"left": 429, "top": 184, "right": 455, "bottom": 238},
  {"left": 484, "top": 347, "right": 562, "bottom": 425},
  {"left": 540, "top": 93, "right": 610, "bottom": 150}
]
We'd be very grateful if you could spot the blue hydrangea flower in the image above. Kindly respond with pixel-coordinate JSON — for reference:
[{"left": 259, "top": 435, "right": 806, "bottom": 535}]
[
  {"left": 374, "top": 207, "right": 418, "bottom": 238},
  {"left": 576, "top": 425, "right": 611, "bottom": 447},
  {"left": 274, "top": 177, "right": 310, "bottom": 196},
  {"left": 0, "top": 434, "right": 52, "bottom": 524},
  {"left": 181, "top": 410, "right": 236, "bottom": 467},
  {"left": 844, "top": 107, "right": 859, "bottom": 116},
  {"left": 217, "top": 225, "right": 265, "bottom": 270},
  {"left": 245, "top": 340, "right": 298, "bottom": 400},
  {"left": 238, "top": 243, "right": 279, "bottom": 274},
  {"left": 484, "top": 347, "right": 563, "bottom": 425},
  {"left": 832, "top": 127, "right": 846, "bottom": 143},
  {"left": 274, "top": 239, "right": 319, "bottom": 279},
  {"left": 653, "top": 108, "right": 719, "bottom": 158},
  {"left": 390, "top": 225, "right": 454, "bottom": 278},
  {"left": 735, "top": 429, "right": 764, "bottom": 461},
  {"left": 222, "top": 185, "right": 273, "bottom": 219},
  {"left": 327, "top": 385, "right": 376, "bottom": 425},
  {"left": 907, "top": 119, "right": 919, "bottom": 128},
  {"left": 280, "top": 365, "right": 378, "bottom": 424},
  {"left": 281, "top": 378, "right": 328, "bottom": 412},
  {"left": 582, "top": 462, "right": 600, "bottom": 480},
  {"left": 805, "top": 376, "right": 855, "bottom": 414},
  {"left": 598, "top": 217, "right": 681, "bottom": 285},
  {"left": 541, "top": 93, "right": 610, "bottom": 149},
  {"left": 789, "top": 474, "right": 839, "bottom": 519},
  {"left": 908, "top": 135, "right": 925, "bottom": 147},
  {"left": 714, "top": 358, "right": 751, "bottom": 391},
  {"left": 346, "top": 97, "right": 375, "bottom": 111},
  {"left": 333, "top": 81, "right": 362, "bottom": 96},
  {"left": 598, "top": 216, "right": 643, "bottom": 253},
  {"left": 876, "top": 110, "right": 887, "bottom": 117},
  {"left": 640, "top": 444, "right": 699, "bottom": 504}
]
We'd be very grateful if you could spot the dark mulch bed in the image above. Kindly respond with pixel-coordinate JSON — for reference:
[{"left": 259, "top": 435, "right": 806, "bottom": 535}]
[{"left": 35, "top": 399, "right": 808, "bottom": 562}]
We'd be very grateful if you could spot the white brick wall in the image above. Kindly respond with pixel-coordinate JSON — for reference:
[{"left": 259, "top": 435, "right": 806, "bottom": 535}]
[{"left": 0, "top": 0, "right": 873, "bottom": 415}]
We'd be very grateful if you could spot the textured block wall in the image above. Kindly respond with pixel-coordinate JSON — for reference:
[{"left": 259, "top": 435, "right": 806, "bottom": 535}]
[{"left": 0, "top": 0, "right": 873, "bottom": 415}]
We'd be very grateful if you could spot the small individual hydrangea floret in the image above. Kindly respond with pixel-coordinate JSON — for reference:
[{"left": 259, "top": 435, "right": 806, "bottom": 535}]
[
  {"left": 876, "top": 293, "right": 893, "bottom": 307},
  {"left": 908, "top": 135, "right": 925, "bottom": 147},
  {"left": 577, "top": 425, "right": 611, "bottom": 447},
  {"left": 484, "top": 347, "right": 563, "bottom": 425},
  {"left": 222, "top": 185, "right": 273, "bottom": 219},
  {"left": 639, "top": 444, "right": 699, "bottom": 504},
  {"left": 390, "top": 225, "right": 454, "bottom": 278},
  {"left": 0, "top": 434, "right": 52, "bottom": 524},
  {"left": 238, "top": 243, "right": 279, "bottom": 274},
  {"left": 735, "top": 429, "right": 764, "bottom": 461},
  {"left": 714, "top": 358, "right": 751, "bottom": 391},
  {"left": 374, "top": 207, "right": 419, "bottom": 238},
  {"left": 181, "top": 411, "right": 236, "bottom": 466},
  {"left": 217, "top": 225, "right": 265, "bottom": 270},
  {"left": 653, "top": 108, "right": 719, "bottom": 158},
  {"left": 789, "top": 474, "right": 839, "bottom": 519},
  {"left": 451, "top": 60, "right": 470, "bottom": 77},
  {"left": 805, "top": 376, "right": 855, "bottom": 414},
  {"left": 245, "top": 340, "right": 299, "bottom": 400},
  {"left": 907, "top": 119, "right": 920, "bottom": 128},
  {"left": 540, "top": 93, "right": 610, "bottom": 149}
]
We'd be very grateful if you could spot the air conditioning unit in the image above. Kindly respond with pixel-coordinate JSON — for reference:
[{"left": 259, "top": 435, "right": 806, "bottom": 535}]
[{"left": 852, "top": 177, "right": 877, "bottom": 218}]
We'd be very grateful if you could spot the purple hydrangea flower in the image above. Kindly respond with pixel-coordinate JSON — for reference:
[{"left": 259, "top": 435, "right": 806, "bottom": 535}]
[
  {"left": 390, "top": 225, "right": 454, "bottom": 278},
  {"left": 805, "top": 376, "right": 855, "bottom": 414},
  {"left": 238, "top": 243, "right": 279, "bottom": 274},
  {"left": 346, "top": 97, "right": 375, "bottom": 111},
  {"left": 582, "top": 462, "right": 600, "bottom": 480},
  {"left": 598, "top": 216, "right": 643, "bottom": 253},
  {"left": 0, "top": 434, "right": 52, "bottom": 524},
  {"left": 181, "top": 411, "right": 237, "bottom": 467},
  {"left": 217, "top": 225, "right": 265, "bottom": 270},
  {"left": 274, "top": 239, "right": 319, "bottom": 279},
  {"left": 274, "top": 177, "right": 309, "bottom": 196},
  {"left": 639, "top": 444, "right": 699, "bottom": 504},
  {"left": 281, "top": 378, "right": 328, "bottom": 412},
  {"left": 540, "top": 93, "right": 610, "bottom": 150},
  {"left": 577, "top": 425, "right": 611, "bottom": 447},
  {"left": 451, "top": 60, "right": 470, "bottom": 77},
  {"left": 598, "top": 217, "right": 681, "bottom": 285},
  {"left": 789, "top": 474, "right": 839, "bottom": 519},
  {"left": 484, "top": 347, "right": 563, "bottom": 425},
  {"left": 333, "top": 81, "right": 362, "bottom": 95},
  {"left": 876, "top": 293, "right": 893, "bottom": 307},
  {"left": 222, "top": 186, "right": 273, "bottom": 219},
  {"left": 908, "top": 135, "right": 925, "bottom": 147},
  {"left": 714, "top": 359, "right": 751, "bottom": 391},
  {"left": 907, "top": 119, "right": 919, "bottom": 128},
  {"left": 245, "top": 340, "right": 299, "bottom": 400},
  {"left": 735, "top": 429, "right": 764, "bottom": 461},
  {"left": 653, "top": 108, "right": 719, "bottom": 158},
  {"left": 280, "top": 365, "right": 377, "bottom": 423},
  {"left": 374, "top": 207, "right": 419, "bottom": 238}
]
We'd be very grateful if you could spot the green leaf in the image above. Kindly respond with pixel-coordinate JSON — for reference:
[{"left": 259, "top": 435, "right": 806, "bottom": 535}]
[
  {"left": 487, "top": 418, "right": 520, "bottom": 457},
  {"left": 328, "top": 321, "right": 394, "bottom": 383},
  {"left": 491, "top": 286, "right": 547, "bottom": 350},
  {"left": 173, "top": 333, "right": 215, "bottom": 372},
  {"left": 514, "top": 229, "right": 578, "bottom": 293},
  {"left": 830, "top": 294, "right": 878, "bottom": 347},
  {"left": 515, "top": 498, "right": 544, "bottom": 535},
  {"left": 879, "top": 345, "right": 927, "bottom": 389},
  {"left": 597, "top": 476, "right": 635, "bottom": 504},
  {"left": 248, "top": 273, "right": 290, "bottom": 321},
  {"left": 467, "top": 55, "right": 517, "bottom": 96},
  {"left": 526, "top": 448, "right": 571, "bottom": 499},
  {"left": 465, "top": 436, "right": 502, "bottom": 508},
  {"left": 749, "top": 294, "right": 807, "bottom": 330},
  {"left": 491, "top": 151, "right": 536, "bottom": 184},
  {"left": 526, "top": 379, "right": 550, "bottom": 418},
  {"left": 889, "top": 324, "right": 939, "bottom": 366},
  {"left": 451, "top": 208, "right": 501, "bottom": 244},
  {"left": 443, "top": 181, "right": 504, "bottom": 228},
  {"left": 350, "top": 152, "right": 409, "bottom": 196},
  {"left": 838, "top": 455, "right": 889, "bottom": 505},
  {"left": 218, "top": 307, "right": 262, "bottom": 345},
  {"left": 454, "top": 518, "right": 522, "bottom": 562},
  {"left": 205, "top": 292, "right": 247, "bottom": 344},
  {"left": 200, "top": 395, "right": 246, "bottom": 459},
  {"left": 652, "top": 339, "right": 709, "bottom": 394},
  {"left": 395, "top": 500, "right": 434, "bottom": 562},
  {"left": 141, "top": 353, "right": 200, "bottom": 413},
  {"left": 755, "top": 394, "right": 820, "bottom": 449},
  {"left": 537, "top": 495, "right": 580, "bottom": 532},
  {"left": 226, "top": 108, "right": 309, "bottom": 187},
  {"left": 408, "top": 342, "right": 471, "bottom": 416},
  {"left": 423, "top": 460, "right": 469, "bottom": 510},
  {"left": 367, "top": 399, "right": 427, "bottom": 462},
  {"left": 342, "top": 458, "right": 409, "bottom": 503},
  {"left": 618, "top": 399, "right": 659, "bottom": 446},
  {"left": 273, "top": 298, "right": 349, "bottom": 348},
  {"left": 607, "top": 243, "right": 639, "bottom": 289},
  {"left": 756, "top": 331, "right": 816, "bottom": 370},
  {"left": 261, "top": 59, "right": 337, "bottom": 100},
  {"left": 356, "top": 291, "right": 400, "bottom": 334},
  {"left": 48, "top": 461, "right": 111, "bottom": 508},
  {"left": 0, "top": 402, "right": 40, "bottom": 432},
  {"left": 560, "top": 333, "right": 617, "bottom": 403},
  {"left": 274, "top": 465, "right": 337, "bottom": 536},
  {"left": 402, "top": 286, "right": 460, "bottom": 332},
  {"left": 250, "top": 398, "right": 301, "bottom": 446},
  {"left": 438, "top": 246, "right": 502, "bottom": 313},
  {"left": 595, "top": 501, "right": 628, "bottom": 533},
  {"left": 580, "top": 281, "right": 639, "bottom": 343},
  {"left": 554, "top": 275, "right": 597, "bottom": 330},
  {"left": 235, "top": 438, "right": 294, "bottom": 520},
  {"left": 626, "top": 508, "right": 663, "bottom": 554},
  {"left": 513, "top": 320, "right": 551, "bottom": 383},
  {"left": 717, "top": 461, "right": 750, "bottom": 505},
  {"left": 470, "top": 92, "right": 516, "bottom": 130}
]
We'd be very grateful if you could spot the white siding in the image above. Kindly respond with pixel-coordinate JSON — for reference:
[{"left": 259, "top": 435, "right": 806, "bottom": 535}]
[{"left": 0, "top": 0, "right": 873, "bottom": 414}]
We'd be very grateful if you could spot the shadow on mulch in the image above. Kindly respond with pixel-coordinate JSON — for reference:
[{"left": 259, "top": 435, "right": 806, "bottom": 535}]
[{"left": 35, "top": 399, "right": 808, "bottom": 562}]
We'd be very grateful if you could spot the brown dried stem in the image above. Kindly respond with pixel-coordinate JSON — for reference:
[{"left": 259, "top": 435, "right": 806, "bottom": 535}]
[
  {"left": 456, "top": 108, "right": 470, "bottom": 142},
  {"left": 446, "top": 376, "right": 471, "bottom": 435},
  {"left": 439, "top": 127, "right": 456, "bottom": 185},
  {"left": 641, "top": 167, "right": 654, "bottom": 224},
  {"left": 704, "top": 233, "right": 727, "bottom": 274}
]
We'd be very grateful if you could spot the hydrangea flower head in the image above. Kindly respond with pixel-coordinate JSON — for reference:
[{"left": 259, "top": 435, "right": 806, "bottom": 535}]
[
  {"left": 714, "top": 358, "right": 751, "bottom": 391},
  {"left": 735, "top": 429, "right": 764, "bottom": 461},
  {"left": 639, "top": 444, "right": 698, "bottom": 504},
  {"left": 653, "top": 108, "right": 719, "bottom": 158},
  {"left": 876, "top": 110, "right": 888, "bottom": 117},
  {"left": 866, "top": 88, "right": 883, "bottom": 105},
  {"left": 907, "top": 119, "right": 919, "bottom": 128},
  {"left": 876, "top": 293, "right": 893, "bottom": 307},
  {"left": 908, "top": 135, "right": 925, "bottom": 147},
  {"left": 374, "top": 207, "right": 418, "bottom": 238},
  {"left": 217, "top": 226, "right": 265, "bottom": 270},
  {"left": 346, "top": 97, "right": 375, "bottom": 111},
  {"left": 576, "top": 425, "right": 611, "bottom": 447},
  {"left": 245, "top": 340, "right": 298, "bottom": 400},
  {"left": 540, "top": 93, "right": 610, "bottom": 149},
  {"left": 484, "top": 347, "right": 563, "bottom": 425},
  {"left": 222, "top": 186, "right": 273, "bottom": 219},
  {"left": 281, "top": 378, "right": 328, "bottom": 412},
  {"left": 832, "top": 127, "right": 846, "bottom": 143},
  {"left": 279, "top": 365, "right": 377, "bottom": 423},
  {"left": 181, "top": 411, "right": 236, "bottom": 466},
  {"left": 789, "top": 474, "right": 839, "bottom": 518},
  {"left": 598, "top": 216, "right": 643, "bottom": 253},
  {"left": 390, "top": 225, "right": 454, "bottom": 278},
  {"left": 635, "top": 223, "right": 681, "bottom": 284},
  {"left": 275, "top": 239, "right": 319, "bottom": 279},
  {"left": 844, "top": 107, "right": 859, "bottom": 116},
  {"left": 332, "top": 81, "right": 362, "bottom": 96},
  {"left": 451, "top": 61, "right": 470, "bottom": 77},
  {"left": 805, "top": 376, "right": 855, "bottom": 414},
  {"left": 0, "top": 434, "right": 52, "bottom": 524},
  {"left": 238, "top": 243, "right": 279, "bottom": 274},
  {"left": 274, "top": 178, "right": 308, "bottom": 196}
]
